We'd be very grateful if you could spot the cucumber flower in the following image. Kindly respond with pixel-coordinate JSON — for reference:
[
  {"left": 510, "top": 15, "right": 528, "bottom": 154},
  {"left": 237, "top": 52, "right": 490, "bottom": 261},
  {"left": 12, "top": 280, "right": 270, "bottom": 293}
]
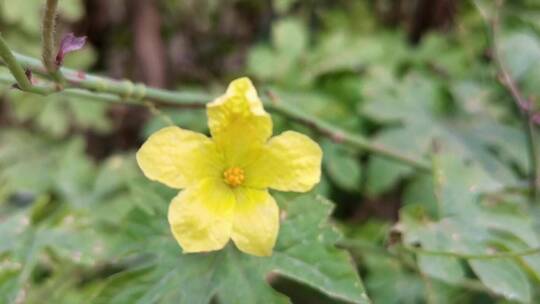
[{"left": 136, "top": 78, "right": 322, "bottom": 256}]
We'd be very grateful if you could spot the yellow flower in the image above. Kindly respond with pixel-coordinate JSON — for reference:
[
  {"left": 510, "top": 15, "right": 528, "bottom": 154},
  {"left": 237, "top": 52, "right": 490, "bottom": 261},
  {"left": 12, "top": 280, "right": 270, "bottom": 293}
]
[{"left": 136, "top": 77, "right": 322, "bottom": 256}]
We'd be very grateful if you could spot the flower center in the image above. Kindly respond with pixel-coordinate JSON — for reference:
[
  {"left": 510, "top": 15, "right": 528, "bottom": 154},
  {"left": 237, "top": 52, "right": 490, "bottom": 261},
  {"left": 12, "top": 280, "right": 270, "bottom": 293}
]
[{"left": 223, "top": 167, "right": 245, "bottom": 187}]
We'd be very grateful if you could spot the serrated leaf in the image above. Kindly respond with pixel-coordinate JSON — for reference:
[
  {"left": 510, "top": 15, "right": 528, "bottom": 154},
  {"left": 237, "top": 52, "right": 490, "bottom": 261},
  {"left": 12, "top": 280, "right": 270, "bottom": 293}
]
[
  {"left": 96, "top": 193, "right": 369, "bottom": 304},
  {"left": 271, "top": 195, "right": 369, "bottom": 303},
  {"left": 398, "top": 151, "right": 537, "bottom": 303},
  {"left": 217, "top": 249, "right": 291, "bottom": 304},
  {"left": 363, "top": 254, "right": 424, "bottom": 304}
]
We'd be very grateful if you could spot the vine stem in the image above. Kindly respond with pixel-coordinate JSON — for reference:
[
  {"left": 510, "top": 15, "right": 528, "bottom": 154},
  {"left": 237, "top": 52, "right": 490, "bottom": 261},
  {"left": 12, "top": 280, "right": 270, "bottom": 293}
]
[
  {"left": 340, "top": 239, "right": 540, "bottom": 260},
  {"left": 403, "top": 244, "right": 540, "bottom": 260},
  {"left": 265, "top": 92, "right": 431, "bottom": 171},
  {"left": 42, "top": 0, "right": 58, "bottom": 71},
  {"left": 0, "top": 49, "right": 432, "bottom": 172},
  {"left": 0, "top": 35, "right": 32, "bottom": 91},
  {"left": 41, "top": 0, "right": 64, "bottom": 83},
  {"left": 0, "top": 35, "right": 54, "bottom": 95},
  {"left": 340, "top": 239, "right": 499, "bottom": 297},
  {"left": 488, "top": 0, "right": 540, "bottom": 203}
]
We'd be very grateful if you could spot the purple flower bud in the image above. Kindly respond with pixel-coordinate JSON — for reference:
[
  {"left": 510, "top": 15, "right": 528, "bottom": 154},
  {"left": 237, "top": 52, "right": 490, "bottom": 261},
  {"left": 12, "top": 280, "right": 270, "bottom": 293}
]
[{"left": 56, "top": 33, "right": 87, "bottom": 67}]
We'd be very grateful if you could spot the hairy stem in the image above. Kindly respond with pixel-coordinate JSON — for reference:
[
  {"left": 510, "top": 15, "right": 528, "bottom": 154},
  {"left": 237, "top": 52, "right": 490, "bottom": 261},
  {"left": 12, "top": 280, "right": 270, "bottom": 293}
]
[
  {"left": 42, "top": 0, "right": 65, "bottom": 84},
  {"left": 42, "top": 0, "right": 59, "bottom": 72}
]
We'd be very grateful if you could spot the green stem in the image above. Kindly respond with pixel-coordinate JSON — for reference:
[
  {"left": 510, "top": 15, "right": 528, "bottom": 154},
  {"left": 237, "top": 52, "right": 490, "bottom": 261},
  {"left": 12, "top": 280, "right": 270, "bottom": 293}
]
[
  {"left": 525, "top": 114, "right": 540, "bottom": 203},
  {"left": 2, "top": 52, "right": 432, "bottom": 171},
  {"left": 403, "top": 244, "right": 540, "bottom": 260},
  {"left": 487, "top": 1, "right": 540, "bottom": 203},
  {"left": 14, "top": 53, "right": 209, "bottom": 106},
  {"left": 0, "top": 35, "right": 54, "bottom": 94},
  {"left": 42, "top": 0, "right": 65, "bottom": 83},
  {"left": 341, "top": 239, "right": 497, "bottom": 296},
  {"left": 0, "top": 34, "right": 33, "bottom": 91},
  {"left": 340, "top": 239, "right": 540, "bottom": 260},
  {"left": 266, "top": 94, "right": 431, "bottom": 171},
  {"left": 42, "top": 0, "right": 58, "bottom": 72},
  {"left": 528, "top": 119, "right": 540, "bottom": 203}
]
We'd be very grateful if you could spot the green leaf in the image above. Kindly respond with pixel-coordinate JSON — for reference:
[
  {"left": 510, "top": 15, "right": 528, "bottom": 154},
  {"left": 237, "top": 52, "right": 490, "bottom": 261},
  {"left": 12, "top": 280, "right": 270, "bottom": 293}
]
[
  {"left": 36, "top": 99, "right": 70, "bottom": 137},
  {"left": 217, "top": 249, "right": 291, "bottom": 304},
  {"left": 248, "top": 45, "right": 280, "bottom": 80},
  {"left": 7, "top": 90, "right": 111, "bottom": 137},
  {"left": 469, "top": 259, "right": 531, "bottom": 303},
  {"left": 322, "top": 141, "right": 362, "bottom": 192},
  {"left": 500, "top": 31, "right": 540, "bottom": 81},
  {"left": 54, "top": 139, "right": 97, "bottom": 206},
  {"left": 273, "top": 0, "right": 296, "bottom": 14},
  {"left": 0, "top": 212, "right": 29, "bottom": 253},
  {"left": 432, "top": 153, "right": 503, "bottom": 218},
  {"left": 1, "top": 0, "right": 83, "bottom": 33},
  {"left": 304, "top": 33, "right": 382, "bottom": 81},
  {"left": 366, "top": 156, "right": 412, "bottom": 197},
  {"left": 403, "top": 175, "right": 438, "bottom": 216},
  {"left": 417, "top": 255, "right": 464, "bottom": 284},
  {"left": 363, "top": 254, "right": 424, "bottom": 304},
  {"left": 398, "top": 151, "right": 537, "bottom": 303},
  {"left": 96, "top": 193, "right": 369, "bottom": 304},
  {"left": 273, "top": 18, "right": 307, "bottom": 60},
  {"left": 361, "top": 72, "right": 438, "bottom": 124},
  {"left": 271, "top": 195, "right": 369, "bottom": 303},
  {"left": 68, "top": 97, "right": 111, "bottom": 133}
]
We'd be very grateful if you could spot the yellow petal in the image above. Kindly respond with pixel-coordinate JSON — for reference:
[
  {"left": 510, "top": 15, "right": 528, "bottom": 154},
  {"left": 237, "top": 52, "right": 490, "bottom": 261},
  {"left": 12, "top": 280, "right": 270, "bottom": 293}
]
[
  {"left": 231, "top": 188, "right": 279, "bottom": 256},
  {"left": 136, "top": 126, "right": 223, "bottom": 189},
  {"left": 168, "top": 179, "right": 235, "bottom": 253},
  {"left": 245, "top": 131, "right": 322, "bottom": 192},
  {"left": 207, "top": 77, "right": 272, "bottom": 167}
]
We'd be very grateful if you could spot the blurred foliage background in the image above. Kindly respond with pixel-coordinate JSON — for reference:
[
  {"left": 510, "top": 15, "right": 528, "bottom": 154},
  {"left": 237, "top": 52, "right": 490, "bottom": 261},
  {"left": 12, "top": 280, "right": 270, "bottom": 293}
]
[{"left": 1, "top": 0, "right": 540, "bottom": 303}]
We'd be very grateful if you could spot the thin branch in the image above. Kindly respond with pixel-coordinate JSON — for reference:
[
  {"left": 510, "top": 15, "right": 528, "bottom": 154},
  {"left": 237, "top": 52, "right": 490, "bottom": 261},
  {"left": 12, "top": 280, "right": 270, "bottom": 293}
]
[
  {"left": 488, "top": 0, "right": 540, "bottom": 203},
  {"left": 265, "top": 91, "right": 431, "bottom": 171},
  {"left": 0, "top": 35, "right": 33, "bottom": 91},
  {"left": 12, "top": 52, "right": 209, "bottom": 107},
  {"left": 340, "top": 238, "right": 540, "bottom": 260},
  {"left": 340, "top": 239, "right": 498, "bottom": 297},
  {"left": 0, "top": 35, "right": 54, "bottom": 95},
  {"left": 403, "top": 244, "right": 540, "bottom": 260}
]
